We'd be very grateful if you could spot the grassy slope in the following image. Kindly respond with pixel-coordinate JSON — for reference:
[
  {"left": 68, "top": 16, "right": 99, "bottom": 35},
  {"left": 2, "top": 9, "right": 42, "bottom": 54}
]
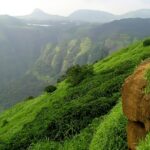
[
  {"left": 0, "top": 81, "right": 67, "bottom": 145},
  {"left": 137, "top": 134, "right": 150, "bottom": 150},
  {"left": 90, "top": 102, "right": 127, "bottom": 150},
  {"left": 29, "top": 117, "right": 102, "bottom": 150},
  {"left": 1, "top": 40, "right": 150, "bottom": 149},
  {"left": 30, "top": 102, "right": 127, "bottom": 150}
]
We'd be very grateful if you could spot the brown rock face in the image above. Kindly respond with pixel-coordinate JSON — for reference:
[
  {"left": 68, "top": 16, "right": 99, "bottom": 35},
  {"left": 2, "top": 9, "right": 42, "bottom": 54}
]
[
  {"left": 122, "top": 61, "right": 150, "bottom": 150},
  {"left": 127, "top": 121, "right": 146, "bottom": 150}
]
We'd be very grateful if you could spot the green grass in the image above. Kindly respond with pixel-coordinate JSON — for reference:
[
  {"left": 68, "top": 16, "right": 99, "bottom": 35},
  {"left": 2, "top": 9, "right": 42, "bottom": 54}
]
[
  {"left": 28, "top": 117, "right": 102, "bottom": 150},
  {"left": 94, "top": 42, "right": 145, "bottom": 73},
  {"left": 27, "top": 102, "right": 127, "bottom": 150},
  {"left": 1, "top": 39, "right": 150, "bottom": 149},
  {"left": 0, "top": 81, "right": 68, "bottom": 146},
  {"left": 90, "top": 102, "right": 127, "bottom": 150},
  {"left": 137, "top": 133, "right": 150, "bottom": 150}
]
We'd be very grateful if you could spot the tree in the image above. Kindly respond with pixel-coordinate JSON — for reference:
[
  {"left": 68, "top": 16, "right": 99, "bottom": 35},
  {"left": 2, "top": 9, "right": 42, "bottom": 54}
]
[
  {"left": 66, "top": 65, "right": 94, "bottom": 86},
  {"left": 44, "top": 85, "right": 57, "bottom": 93}
]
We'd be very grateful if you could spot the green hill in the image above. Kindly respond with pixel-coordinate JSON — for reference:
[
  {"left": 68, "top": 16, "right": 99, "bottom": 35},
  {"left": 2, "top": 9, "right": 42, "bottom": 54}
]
[
  {"left": 0, "top": 39, "right": 150, "bottom": 149},
  {"left": 2, "top": 17, "right": 150, "bottom": 108}
]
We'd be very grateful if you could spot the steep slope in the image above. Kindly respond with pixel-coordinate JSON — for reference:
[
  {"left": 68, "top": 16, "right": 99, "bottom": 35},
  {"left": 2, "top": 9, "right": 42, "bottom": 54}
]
[
  {"left": 2, "top": 18, "right": 150, "bottom": 108},
  {"left": 0, "top": 17, "right": 70, "bottom": 106},
  {"left": 0, "top": 39, "right": 150, "bottom": 149},
  {"left": 0, "top": 18, "right": 89, "bottom": 108},
  {"left": 90, "top": 102, "right": 127, "bottom": 150}
]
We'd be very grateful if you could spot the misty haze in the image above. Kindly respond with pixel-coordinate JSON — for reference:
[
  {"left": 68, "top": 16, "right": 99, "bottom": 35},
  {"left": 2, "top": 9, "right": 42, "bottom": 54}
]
[{"left": 0, "top": 1, "right": 150, "bottom": 150}]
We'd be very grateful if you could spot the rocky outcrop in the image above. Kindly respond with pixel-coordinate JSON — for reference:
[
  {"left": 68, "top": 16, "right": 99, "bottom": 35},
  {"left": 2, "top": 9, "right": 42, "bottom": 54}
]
[{"left": 122, "top": 61, "right": 150, "bottom": 150}]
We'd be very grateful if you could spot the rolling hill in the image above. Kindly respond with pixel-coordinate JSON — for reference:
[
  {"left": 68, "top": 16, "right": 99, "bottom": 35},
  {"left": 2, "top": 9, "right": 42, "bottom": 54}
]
[{"left": 0, "top": 38, "right": 150, "bottom": 149}]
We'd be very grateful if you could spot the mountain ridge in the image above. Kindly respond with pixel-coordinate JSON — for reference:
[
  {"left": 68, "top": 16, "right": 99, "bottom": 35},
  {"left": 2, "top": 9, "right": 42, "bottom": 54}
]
[
  {"left": 17, "top": 8, "right": 150, "bottom": 23},
  {"left": 18, "top": 8, "right": 66, "bottom": 21}
]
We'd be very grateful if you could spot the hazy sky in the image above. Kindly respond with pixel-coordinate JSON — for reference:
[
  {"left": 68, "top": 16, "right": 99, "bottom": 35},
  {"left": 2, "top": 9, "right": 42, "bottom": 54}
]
[{"left": 0, "top": 0, "right": 150, "bottom": 16}]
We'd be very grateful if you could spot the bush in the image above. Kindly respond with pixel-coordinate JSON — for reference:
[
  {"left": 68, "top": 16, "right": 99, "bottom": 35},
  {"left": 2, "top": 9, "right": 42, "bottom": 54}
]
[
  {"left": 143, "top": 39, "right": 150, "bottom": 47},
  {"left": 44, "top": 85, "right": 57, "bottom": 93},
  {"left": 66, "top": 65, "right": 94, "bottom": 86}
]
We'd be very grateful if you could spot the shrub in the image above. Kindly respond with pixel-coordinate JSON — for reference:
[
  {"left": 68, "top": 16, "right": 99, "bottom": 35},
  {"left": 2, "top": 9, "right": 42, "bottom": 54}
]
[
  {"left": 66, "top": 65, "right": 94, "bottom": 86},
  {"left": 143, "top": 39, "right": 150, "bottom": 47},
  {"left": 44, "top": 85, "right": 57, "bottom": 93}
]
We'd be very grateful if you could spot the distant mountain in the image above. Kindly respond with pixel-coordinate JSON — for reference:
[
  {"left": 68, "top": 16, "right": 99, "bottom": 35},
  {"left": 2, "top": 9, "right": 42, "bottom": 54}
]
[
  {"left": 21, "top": 9, "right": 116, "bottom": 23},
  {"left": 0, "top": 15, "right": 24, "bottom": 26},
  {"left": 69, "top": 9, "right": 150, "bottom": 23},
  {"left": 69, "top": 9, "right": 116, "bottom": 23},
  {"left": 18, "top": 8, "right": 150, "bottom": 23},
  {"left": 19, "top": 9, "right": 66, "bottom": 21},
  {"left": 122, "top": 9, "right": 150, "bottom": 19}
]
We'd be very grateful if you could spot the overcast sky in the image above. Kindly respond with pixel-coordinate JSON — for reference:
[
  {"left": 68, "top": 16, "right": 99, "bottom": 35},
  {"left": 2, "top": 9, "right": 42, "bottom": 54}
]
[{"left": 0, "top": 0, "right": 150, "bottom": 16}]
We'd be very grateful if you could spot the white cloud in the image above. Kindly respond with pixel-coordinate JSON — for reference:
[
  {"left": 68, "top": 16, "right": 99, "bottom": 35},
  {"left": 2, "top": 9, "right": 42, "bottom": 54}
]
[{"left": 0, "top": 0, "right": 149, "bottom": 16}]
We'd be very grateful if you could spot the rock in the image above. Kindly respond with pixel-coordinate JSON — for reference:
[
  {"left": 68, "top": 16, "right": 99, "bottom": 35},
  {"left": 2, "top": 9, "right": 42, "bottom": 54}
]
[
  {"left": 122, "top": 60, "right": 150, "bottom": 150},
  {"left": 127, "top": 121, "right": 146, "bottom": 150},
  {"left": 122, "top": 61, "right": 150, "bottom": 122}
]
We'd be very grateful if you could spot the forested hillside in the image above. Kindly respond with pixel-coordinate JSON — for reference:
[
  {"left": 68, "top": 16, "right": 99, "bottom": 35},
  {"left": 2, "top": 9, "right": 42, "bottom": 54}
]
[
  {"left": 1, "top": 17, "right": 150, "bottom": 108},
  {"left": 0, "top": 39, "right": 150, "bottom": 149}
]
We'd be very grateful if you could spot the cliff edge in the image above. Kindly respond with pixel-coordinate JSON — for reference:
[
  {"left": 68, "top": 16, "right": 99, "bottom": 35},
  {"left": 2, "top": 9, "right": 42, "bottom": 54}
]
[{"left": 122, "top": 60, "right": 150, "bottom": 150}]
